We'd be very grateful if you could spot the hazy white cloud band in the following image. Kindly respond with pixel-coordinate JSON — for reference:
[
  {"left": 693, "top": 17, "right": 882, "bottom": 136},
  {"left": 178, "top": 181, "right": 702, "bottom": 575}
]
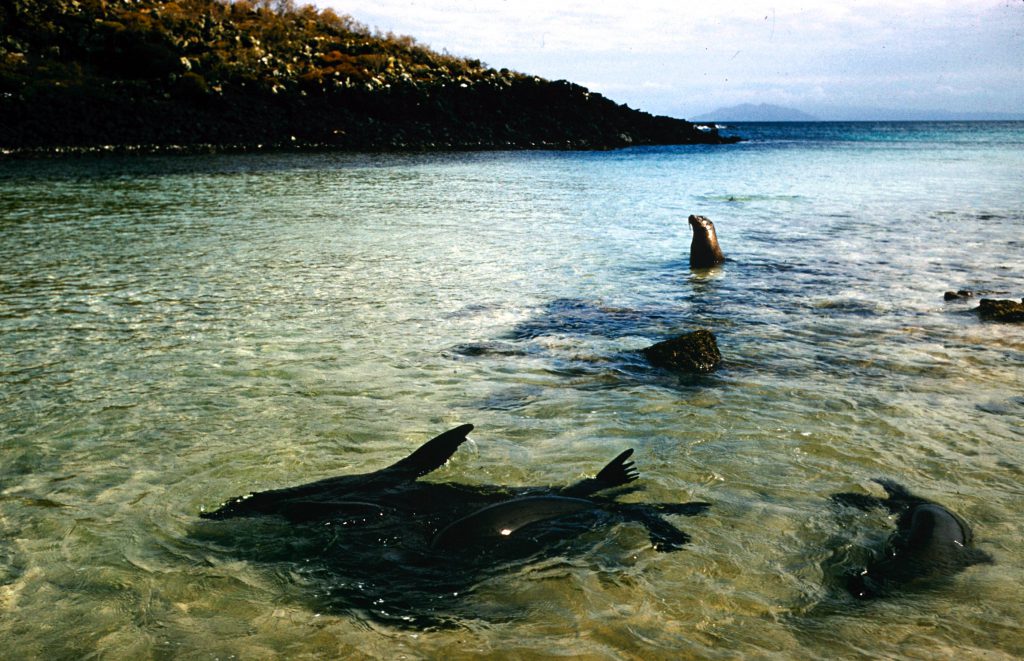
[{"left": 318, "top": 1, "right": 1024, "bottom": 118}]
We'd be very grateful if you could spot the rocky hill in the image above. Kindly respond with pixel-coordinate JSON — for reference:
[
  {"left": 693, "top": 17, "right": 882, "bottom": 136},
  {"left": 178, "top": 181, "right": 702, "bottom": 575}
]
[{"left": 0, "top": 0, "right": 739, "bottom": 153}]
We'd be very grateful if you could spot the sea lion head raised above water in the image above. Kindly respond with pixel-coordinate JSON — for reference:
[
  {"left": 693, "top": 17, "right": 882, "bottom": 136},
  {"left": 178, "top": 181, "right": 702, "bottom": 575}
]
[{"left": 688, "top": 214, "right": 725, "bottom": 269}]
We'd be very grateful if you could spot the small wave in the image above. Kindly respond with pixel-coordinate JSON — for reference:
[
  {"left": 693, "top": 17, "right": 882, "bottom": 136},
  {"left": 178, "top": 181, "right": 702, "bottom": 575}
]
[
  {"left": 810, "top": 298, "right": 886, "bottom": 316},
  {"left": 445, "top": 341, "right": 529, "bottom": 359},
  {"left": 976, "top": 396, "right": 1024, "bottom": 416}
]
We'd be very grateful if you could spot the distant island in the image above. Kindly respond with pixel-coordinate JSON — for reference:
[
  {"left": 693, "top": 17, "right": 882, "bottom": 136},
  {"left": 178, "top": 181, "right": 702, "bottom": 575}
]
[
  {"left": 0, "top": 0, "right": 739, "bottom": 153},
  {"left": 693, "top": 103, "right": 819, "bottom": 122},
  {"left": 694, "top": 102, "right": 1024, "bottom": 122}
]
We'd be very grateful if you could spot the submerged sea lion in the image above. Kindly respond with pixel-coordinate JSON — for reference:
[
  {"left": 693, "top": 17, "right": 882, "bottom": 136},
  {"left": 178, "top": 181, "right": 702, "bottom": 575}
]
[
  {"left": 688, "top": 214, "right": 725, "bottom": 268},
  {"left": 198, "top": 425, "right": 710, "bottom": 624},
  {"left": 831, "top": 479, "right": 993, "bottom": 599},
  {"left": 202, "top": 429, "right": 707, "bottom": 550}
]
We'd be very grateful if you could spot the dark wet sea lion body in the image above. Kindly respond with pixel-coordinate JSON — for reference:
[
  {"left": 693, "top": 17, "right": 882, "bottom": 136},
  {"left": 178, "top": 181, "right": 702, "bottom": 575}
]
[
  {"left": 198, "top": 425, "right": 710, "bottom": 625},
  {"left": 832, "top": 479, "right": 993, "bottom": 599},
  {"left": 432, "top": 495, "right": 595, "bottom": 549},
  {"left": 201, "top": 427, "right": 709, "bottom": 553},
  {"left": 688, "top": 214, "right": 725, "bottom": 268}
]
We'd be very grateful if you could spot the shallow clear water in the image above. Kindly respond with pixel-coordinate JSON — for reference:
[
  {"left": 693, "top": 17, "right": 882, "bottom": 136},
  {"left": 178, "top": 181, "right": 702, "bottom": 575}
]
[{"left": 1, "top": 122, "right": 1022, "bottom": 658}]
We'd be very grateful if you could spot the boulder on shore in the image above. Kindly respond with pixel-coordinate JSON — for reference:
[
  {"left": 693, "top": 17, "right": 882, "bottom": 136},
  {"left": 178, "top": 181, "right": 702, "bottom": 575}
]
[
  {"left": 642, "top": 329, "right": 722, "bottom": 373},
  {"left": 976, "top": 298, "right": 1024, "bottom": 323}
]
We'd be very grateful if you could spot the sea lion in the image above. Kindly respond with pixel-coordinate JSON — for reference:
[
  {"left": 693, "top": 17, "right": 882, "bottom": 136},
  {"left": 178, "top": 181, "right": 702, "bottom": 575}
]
[
  {"left": 198, "top": 425, "right": 711, "bottom": 625},
  {"left": 202, "top": 436, "right": 707, "bottom": 552},
  {"left": 688, "top": 214, "right": 725, "bottom": 268},
  {"left": 831, "top": 479, "right": 993, "bottom": 599}
]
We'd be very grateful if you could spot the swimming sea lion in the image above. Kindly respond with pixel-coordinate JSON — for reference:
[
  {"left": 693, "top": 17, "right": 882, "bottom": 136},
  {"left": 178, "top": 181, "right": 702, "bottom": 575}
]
[
  {"left": 688, "top": 214, "right": 725, "bottom": 268},
  {"left": 831, "top": 479, "right": 993, "bottom": 599},
  {"left": 198, "top": 425, "right": 710, "bottom": 625},
  {"left": 201, "top": 426, "right": 709, "bottom": 552}
]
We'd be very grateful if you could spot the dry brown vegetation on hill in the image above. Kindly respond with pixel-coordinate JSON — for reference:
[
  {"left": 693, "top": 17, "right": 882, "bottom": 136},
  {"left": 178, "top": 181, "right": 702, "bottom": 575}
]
[{"left": 0, "top": 0, "right": 738, "bottom": 152}]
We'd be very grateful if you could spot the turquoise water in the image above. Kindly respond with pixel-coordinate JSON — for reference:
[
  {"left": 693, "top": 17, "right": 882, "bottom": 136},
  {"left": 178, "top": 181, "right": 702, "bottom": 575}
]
[{"left": 1, "top": 122, "right": 1022, "bottom": 658}]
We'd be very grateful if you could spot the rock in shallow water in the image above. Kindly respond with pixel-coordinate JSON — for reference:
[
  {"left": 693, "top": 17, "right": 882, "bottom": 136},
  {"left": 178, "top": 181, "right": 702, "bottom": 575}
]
[
  {"left": 642, "top": 329, "right": 722, "bottom": 373},
  {"left": 976, "top": 298, "right": 1024, "bottom": 323}
]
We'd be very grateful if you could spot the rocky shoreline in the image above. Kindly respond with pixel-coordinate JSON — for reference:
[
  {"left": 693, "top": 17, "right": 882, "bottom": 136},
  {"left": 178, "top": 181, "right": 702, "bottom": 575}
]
[
  {"left": 0, "top": 1, "right": 739, "bottom": 156},
  {"left": 1, "top": 78, "right": 740, "bottom": 156}
]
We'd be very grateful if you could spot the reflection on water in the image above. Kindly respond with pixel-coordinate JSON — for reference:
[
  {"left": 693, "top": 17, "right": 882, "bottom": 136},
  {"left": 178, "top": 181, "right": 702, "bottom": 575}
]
[{"left": 1, "top": 123, "right": 1023, "bottom": 658}]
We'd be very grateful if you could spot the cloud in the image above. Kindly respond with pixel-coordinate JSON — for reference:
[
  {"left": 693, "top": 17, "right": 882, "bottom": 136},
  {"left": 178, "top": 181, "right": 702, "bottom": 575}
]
[
  {"left": 329, "top": 0, "right": 976, "bottom": 53},
  {"left": 318, "top": 0, "right": 1024, "bottom": 116}
]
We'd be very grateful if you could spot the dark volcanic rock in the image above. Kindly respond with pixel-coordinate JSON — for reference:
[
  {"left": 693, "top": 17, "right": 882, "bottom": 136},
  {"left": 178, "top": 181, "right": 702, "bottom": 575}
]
[
  {"left": 642, "top": 329, "right": 722, "bottom": 373},
  {"left": 1, "top": 77, "right": 736, "bottom": 153},
  {"left": 976, "top": 298, "right": 1024, "bottom": 323}
]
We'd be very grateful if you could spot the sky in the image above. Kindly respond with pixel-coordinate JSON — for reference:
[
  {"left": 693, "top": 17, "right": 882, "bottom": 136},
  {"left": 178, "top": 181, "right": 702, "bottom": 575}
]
[{"left": 314, "top": 0, "right": 1024, "bottom": 120}]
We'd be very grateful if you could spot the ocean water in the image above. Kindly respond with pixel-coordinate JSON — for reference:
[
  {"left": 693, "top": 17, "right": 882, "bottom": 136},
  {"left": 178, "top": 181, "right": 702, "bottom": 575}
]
[{"left": 1, "top": 122, "right": 1022, "bottom": 658}]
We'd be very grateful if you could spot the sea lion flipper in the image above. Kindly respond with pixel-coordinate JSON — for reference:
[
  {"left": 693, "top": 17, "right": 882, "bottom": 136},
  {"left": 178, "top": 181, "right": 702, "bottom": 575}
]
[
  {"left": 595, "top": 449, "right": 638, "bottom": 486},
  {"left": 615, "top": 503, "right": 702, "bottom": 552},
  {"left": 872, "top": 478, "right": 915, "bottom": 500},
  {"left": 962, "top": 548, "right": 995, "bottom": 566},
  {"left": 200, "top": 424, "right": 473, "bottom": 520},
  {"left": 561, "top": 449, "right": 637, "bottom": 497},
  {"left": 831, "top": 492, "right": 887, "bottom": 511},
  {"left": 632, "top": 509, "right": 691, "bottom": 552},
  {"left": 647, "top": 522, "right": 691, "bottom": 552},
  {"left": 832, "top": 479, "right": 922, "bottom": 514},
  {"left": 200, "top": 494, "right": 255, "bottom": 519},
  {"left": 872, "top": 479, "right": 936, "bottom": 518},
  {"left": 380, "top": 423, "right": 474, "bottom": 480}
]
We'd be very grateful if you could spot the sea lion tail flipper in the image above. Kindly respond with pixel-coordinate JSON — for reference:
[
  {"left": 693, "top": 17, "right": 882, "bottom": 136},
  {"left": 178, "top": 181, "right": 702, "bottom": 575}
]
[
  {"left": 560, "top": 449, "right": 637, "bottom": 497},
  {"left": 381, "top": 423, "right": 474, "bottom": 480},
  {"left": 200, "top": 487, "right": 310, "bottom": 520},
  {"left": 199, "top": 494, "right": 255, "bottom": 519},
  {"left": 831, "top": 492, "right": 886, "bottom": 511}
]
